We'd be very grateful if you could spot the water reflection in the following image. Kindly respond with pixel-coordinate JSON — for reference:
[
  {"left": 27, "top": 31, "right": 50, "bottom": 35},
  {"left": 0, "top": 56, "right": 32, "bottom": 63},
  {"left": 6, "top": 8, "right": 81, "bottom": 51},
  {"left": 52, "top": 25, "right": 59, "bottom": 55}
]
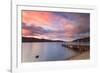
[{"left": 22, "top": 42, "right": 77, "bottom": 62}]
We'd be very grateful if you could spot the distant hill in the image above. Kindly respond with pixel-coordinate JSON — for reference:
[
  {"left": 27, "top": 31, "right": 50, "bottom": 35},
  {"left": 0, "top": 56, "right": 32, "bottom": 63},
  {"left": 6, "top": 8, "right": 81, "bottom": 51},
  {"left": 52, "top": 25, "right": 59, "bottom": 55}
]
[
  {"left": 22, "top": 37, "right": 64, "bottom": 42},
  {"left": 73, "top": 37, "right": 90, "bottom": 42}
]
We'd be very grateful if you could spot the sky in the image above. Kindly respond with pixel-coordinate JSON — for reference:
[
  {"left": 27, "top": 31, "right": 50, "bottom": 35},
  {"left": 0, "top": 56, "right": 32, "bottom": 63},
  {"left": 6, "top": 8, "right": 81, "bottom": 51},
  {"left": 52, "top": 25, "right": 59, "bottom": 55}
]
[{"left": 22, "top": 10, "right": 90, "bottom": 41}]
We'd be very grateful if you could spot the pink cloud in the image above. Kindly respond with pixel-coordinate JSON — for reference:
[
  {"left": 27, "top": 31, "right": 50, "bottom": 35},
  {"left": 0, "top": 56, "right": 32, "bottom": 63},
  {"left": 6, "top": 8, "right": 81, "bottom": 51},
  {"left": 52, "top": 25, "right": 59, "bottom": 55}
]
[
  {"left": 22, "top": 29, "right": 32, "bottom": 36},
  {"left": 22, "top": 11, "right": 52, "bottom": 26}
]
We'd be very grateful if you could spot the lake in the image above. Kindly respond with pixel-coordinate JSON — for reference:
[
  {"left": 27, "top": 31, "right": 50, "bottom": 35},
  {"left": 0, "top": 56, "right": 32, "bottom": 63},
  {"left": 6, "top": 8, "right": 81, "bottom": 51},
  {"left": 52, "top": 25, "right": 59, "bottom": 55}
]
[{"left": 22, "top": 42, "right": 77, "bottom": 62}]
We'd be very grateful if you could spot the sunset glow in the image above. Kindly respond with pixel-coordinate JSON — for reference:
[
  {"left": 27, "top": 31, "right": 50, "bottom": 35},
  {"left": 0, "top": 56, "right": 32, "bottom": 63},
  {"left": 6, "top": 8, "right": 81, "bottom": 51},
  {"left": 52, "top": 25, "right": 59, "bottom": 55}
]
[{"left": 22, "top": 10, "right": 90, "bottom": 41}]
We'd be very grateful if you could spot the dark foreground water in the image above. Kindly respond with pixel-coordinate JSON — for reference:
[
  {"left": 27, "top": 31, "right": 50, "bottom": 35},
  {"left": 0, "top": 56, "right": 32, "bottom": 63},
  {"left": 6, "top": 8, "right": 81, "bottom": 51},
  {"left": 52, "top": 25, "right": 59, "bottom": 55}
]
[{"left": 22, "top": 42, "right": 77, "bottom": 62}]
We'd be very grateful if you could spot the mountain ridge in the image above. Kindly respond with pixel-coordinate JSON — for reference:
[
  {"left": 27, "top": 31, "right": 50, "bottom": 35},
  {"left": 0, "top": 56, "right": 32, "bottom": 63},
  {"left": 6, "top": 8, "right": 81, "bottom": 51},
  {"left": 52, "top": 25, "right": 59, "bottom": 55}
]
[{"left": 22, "top": 37, "right": 64, "bottom": 42}]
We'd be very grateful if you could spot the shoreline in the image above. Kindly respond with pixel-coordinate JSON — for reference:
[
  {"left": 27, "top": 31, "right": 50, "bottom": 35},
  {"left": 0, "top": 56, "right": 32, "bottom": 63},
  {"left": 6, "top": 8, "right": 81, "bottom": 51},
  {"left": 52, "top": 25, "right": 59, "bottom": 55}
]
[{"left": 67, "top": 51, "right": 90, "bottom": 60}]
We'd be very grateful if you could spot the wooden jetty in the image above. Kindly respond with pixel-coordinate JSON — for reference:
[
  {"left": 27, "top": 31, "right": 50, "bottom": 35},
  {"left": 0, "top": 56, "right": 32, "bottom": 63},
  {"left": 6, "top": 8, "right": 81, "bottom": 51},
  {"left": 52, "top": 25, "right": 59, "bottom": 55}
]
[{"left": 62, "top": 42, "right": 90, "bottom": 53}]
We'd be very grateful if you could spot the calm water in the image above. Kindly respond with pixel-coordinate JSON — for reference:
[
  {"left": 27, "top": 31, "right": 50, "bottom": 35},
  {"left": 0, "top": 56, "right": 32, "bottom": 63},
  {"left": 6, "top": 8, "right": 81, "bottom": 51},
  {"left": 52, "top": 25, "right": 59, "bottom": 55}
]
[{"left": 22, "top": 42, "right": 77, "bottom": 62}]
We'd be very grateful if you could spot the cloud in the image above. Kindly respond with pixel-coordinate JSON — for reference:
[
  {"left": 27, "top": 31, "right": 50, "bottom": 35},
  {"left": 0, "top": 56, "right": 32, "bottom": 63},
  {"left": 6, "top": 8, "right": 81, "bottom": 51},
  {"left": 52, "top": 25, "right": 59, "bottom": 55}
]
[
  {"left": 22, "top": 11, "right": 53, "bottom": 26},
  {"left": 22, "top": 11, "right": 90, "bottom": 41}
]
